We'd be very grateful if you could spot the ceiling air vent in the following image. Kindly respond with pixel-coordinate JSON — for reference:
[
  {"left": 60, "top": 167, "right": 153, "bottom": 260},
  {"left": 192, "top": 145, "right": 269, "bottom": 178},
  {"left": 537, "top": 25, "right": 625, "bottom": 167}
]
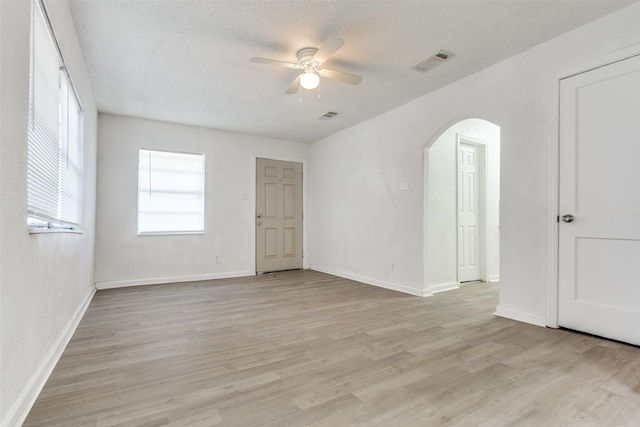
[
  {"left": 412, "top": 50, "right": 454, "bottom": 73},
  {"left": 319, "top": 111, "right": 340, "bottom": 120}
]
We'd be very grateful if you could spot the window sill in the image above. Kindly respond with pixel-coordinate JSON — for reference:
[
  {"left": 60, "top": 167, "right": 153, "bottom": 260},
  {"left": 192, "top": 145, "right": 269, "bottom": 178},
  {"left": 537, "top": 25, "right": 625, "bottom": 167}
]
[
  {"left": 29, "top": 228, "right": 83, "bottom": 235},
  {"left": 137, "top": 231, "right": 204, "bottom": 236}
]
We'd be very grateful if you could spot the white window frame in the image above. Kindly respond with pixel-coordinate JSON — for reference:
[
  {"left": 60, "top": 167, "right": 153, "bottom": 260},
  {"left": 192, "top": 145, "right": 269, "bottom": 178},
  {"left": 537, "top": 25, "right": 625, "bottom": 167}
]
[
  {"left": 137, "top": 149, "right": 205, "bottom": 236},
  {"left": 27, "top": 0, "right": 84, "bottom": 232}
]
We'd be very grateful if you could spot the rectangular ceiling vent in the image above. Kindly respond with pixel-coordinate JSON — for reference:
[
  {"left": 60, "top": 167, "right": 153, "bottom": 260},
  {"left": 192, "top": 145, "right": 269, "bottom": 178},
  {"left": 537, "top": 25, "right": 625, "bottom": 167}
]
[
  {"left": 319, "top": 111, "right": 340, "bottom": 120},
  {"left": 412, "top": 50, "right": 454, "bottom": 73}
]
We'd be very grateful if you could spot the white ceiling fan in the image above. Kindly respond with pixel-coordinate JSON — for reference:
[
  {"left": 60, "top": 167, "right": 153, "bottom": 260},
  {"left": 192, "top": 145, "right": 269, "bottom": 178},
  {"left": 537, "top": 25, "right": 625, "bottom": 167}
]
[{"left": 250, "top": 36, "right": 363, "bottom": 94}]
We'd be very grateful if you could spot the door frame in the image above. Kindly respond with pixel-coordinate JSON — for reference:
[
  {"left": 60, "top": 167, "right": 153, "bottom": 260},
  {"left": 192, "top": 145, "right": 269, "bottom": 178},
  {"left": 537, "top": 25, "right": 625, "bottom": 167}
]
[
  {"left": 251, "top": 153, "right": 308, "bottom": 273},
  {"left": 456, "top": 134, "right": 488, "bottom": 283},
  {"left": 547, "top": 43, "right": 640, "bottom": 328}
]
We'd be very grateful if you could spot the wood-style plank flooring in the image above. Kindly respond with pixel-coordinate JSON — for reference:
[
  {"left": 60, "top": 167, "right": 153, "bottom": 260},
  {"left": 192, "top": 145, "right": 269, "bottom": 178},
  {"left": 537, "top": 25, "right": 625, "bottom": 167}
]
[{"left": 25, "top": 270, "right": 640, "bottom": 426}]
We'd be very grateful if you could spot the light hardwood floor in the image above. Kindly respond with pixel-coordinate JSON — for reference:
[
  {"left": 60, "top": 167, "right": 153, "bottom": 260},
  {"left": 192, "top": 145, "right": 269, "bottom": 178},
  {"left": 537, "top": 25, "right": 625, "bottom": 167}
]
[{"left": 25, "top": 270, "right": 640, "bottom": 426}]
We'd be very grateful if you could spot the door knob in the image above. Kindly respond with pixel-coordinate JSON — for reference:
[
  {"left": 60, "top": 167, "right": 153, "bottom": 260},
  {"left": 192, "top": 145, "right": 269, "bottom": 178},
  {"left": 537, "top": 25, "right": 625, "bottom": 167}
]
[
  {"left": 561, "top": 214, "right": 575, "bottom": 223},
  {"left": 257, "top": 214, "right": 263, "bottom": 219}
]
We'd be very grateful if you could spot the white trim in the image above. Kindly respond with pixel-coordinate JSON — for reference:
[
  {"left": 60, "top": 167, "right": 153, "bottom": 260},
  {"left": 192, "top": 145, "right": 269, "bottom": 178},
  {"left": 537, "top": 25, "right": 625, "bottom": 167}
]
[
  {"left": 495, "top": 305, "right": 547, "bottom": 327},
  {"left": 422, "top": 141, "right": 429, "bottom": 296},
  {"left": 96, "top": 271, "right": 254, "bottom": 290},
  {"left": 547, "top": 70, "right": 561, "bottom": 329},
  {"left": 488, "top": 274, "right": 500, "bottom": 283},
  {"left": 311, "top": 266, "right": 429, "bottom": 297},
  {"left": 252, "top": 153, "right": 309, "bottom": 272},
  {"left": 428, "top": 282, "right": 460, "bottom": 294},
  {"left": 547, "top": 43, "right": 640, "bottom": 329},
  {"left": 557, "top": 43, "right": 640, "bottom": 81},
  {"left": 3, "top": 287, "right": 95, "bottom": 427}
]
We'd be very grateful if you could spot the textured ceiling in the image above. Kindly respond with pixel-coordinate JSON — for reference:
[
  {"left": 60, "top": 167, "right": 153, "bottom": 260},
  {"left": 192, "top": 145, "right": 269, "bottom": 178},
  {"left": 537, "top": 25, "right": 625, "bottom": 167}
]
[{"left": 69, "top": 0, "right": 634, "bottom": 143}]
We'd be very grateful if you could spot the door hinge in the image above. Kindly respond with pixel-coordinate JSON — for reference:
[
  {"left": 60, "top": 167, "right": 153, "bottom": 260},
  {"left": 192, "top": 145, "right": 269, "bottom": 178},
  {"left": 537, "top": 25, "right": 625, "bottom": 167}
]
[{"left": 556, "top": 215, "right": 560, "bottom": 223}]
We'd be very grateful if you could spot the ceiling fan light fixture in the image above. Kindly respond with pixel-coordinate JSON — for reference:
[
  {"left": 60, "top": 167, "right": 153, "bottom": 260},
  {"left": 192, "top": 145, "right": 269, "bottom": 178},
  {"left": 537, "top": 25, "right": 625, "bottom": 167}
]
[{"left": 300, "top": 71, "right": 320, "bottom": 89}]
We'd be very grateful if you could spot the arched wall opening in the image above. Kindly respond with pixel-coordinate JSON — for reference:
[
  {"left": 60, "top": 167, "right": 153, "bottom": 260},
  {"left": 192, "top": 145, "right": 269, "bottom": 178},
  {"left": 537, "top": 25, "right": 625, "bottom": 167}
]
[{"left": 423, "top": 118, "right": 501, "bottom": 294}]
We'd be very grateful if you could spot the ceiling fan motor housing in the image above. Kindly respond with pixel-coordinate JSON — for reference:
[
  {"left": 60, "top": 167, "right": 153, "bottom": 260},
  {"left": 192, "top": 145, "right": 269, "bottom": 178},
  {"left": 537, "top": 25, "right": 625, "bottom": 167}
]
[{"left": 297, "top": 47, "right": 319, "bottom": 64}]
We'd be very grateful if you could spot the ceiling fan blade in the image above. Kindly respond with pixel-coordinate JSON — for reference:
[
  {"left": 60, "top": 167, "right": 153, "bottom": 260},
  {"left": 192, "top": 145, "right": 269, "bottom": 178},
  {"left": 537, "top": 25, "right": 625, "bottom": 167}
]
[
  {"left": 313, "top": 36, "right": 345, "bottom": 63},
  {"left": 250, "top": 57, "right": 298, "bottom": 69},
  {"left": 320, "top": 69, "right": 362, "bottom": 85},
  {"left": 285, "top": 75, "right": 301, "bottom": 94}
]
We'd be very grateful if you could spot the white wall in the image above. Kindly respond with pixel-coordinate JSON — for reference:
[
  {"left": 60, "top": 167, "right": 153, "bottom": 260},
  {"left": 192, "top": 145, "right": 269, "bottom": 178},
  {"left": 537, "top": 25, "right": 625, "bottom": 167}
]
[
  {"left": 424, "top": 119, "right": 500, "bottom": 293},
  {"left": 0, "top": 1, "right": 98, "bottom": 426},
  {"left": 308, "top": 118, "right": 425, "bottom": 296},
  {"left": 309, "top": 3, "right": 640, "bottom": 321},
  {"left": 95, "top": 114, "right": 310, "bottom": 288}
]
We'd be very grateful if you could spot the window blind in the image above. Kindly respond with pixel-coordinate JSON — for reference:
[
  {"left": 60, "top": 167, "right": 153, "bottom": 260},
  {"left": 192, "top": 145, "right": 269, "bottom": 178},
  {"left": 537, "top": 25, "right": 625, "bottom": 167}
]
[
  {"left": 138, "top": 149, "right": 205, "bottom": 235},
  {"left": 27, "top": 0, "right": 83, "bottom": 229},
  {"left": 27, "top": 4, "right": 61, "bottom": 221}
]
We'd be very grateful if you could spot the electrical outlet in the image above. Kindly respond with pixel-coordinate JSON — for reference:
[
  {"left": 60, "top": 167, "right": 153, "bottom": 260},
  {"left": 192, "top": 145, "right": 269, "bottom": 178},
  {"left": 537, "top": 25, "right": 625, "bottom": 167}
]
[{"left": 215, "top": 255, "right": 220, "bottom": 263}]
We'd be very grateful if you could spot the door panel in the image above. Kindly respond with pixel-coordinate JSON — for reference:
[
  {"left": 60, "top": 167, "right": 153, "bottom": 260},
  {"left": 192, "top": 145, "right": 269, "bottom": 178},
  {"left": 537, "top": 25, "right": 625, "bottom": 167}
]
[
  {"left": 558, "top": 54, "right": 640, "bottom": 345},
  {"left": 283, "top": 184, "right": 295, "bottom": 218},
  {"left": 575, "top": 238, "right": 640, "bottom": 311},
  {"left": 256, "top": 158, "right": 303, "bottom": 273},
  {"left": 264, "top": 228, "right": 278, "bottom": 259},
  {"left": 283, "top": 228, "right": 296, "bottom": 257},
  {"left": 265, "top": 183, "right": 277, "bottom": 218}
]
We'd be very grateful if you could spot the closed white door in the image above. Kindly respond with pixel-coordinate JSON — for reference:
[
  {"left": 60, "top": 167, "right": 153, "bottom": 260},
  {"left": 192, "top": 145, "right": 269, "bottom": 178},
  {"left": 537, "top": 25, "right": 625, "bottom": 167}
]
[
  {"left": 558, "top": 54, "right": 640, "bottom": 345},
  {"left": 256, "top": 158, "right": 303, "bottom": 273},
  {"left": 458, "top": 142, "right": 481, "bottom": 282}
]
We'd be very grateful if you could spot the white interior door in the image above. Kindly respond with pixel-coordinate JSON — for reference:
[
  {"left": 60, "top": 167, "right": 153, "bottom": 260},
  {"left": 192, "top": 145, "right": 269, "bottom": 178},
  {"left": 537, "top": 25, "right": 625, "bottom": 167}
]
[
  {"left": 256, "top": 158, "right": 303, "bottom": 273},
  {"left": 458, "top": 141, "right": 482, "bottom": 282},
  {"left": 558, "top": 54, "right": 640, "bottom": 345}
]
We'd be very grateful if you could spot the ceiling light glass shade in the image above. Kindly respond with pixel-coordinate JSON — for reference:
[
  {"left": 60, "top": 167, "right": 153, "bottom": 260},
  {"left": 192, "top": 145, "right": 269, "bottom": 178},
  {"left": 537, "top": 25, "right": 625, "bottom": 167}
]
[{"left": 300, "top": 71, "right": 320, "bottom": 89}]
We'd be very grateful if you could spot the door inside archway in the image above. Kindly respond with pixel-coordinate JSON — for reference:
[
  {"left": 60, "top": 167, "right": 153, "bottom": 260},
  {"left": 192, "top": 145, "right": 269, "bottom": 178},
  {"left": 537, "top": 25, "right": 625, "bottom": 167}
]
[
  {"left": 457, "top": 138, "right": 484, "bottom": 283},
  {"left": 423, "top": 118, "right": 500, "bottom": 294}
]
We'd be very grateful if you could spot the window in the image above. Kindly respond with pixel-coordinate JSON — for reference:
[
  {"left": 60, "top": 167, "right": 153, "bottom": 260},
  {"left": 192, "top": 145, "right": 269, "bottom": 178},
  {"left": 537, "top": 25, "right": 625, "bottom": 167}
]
[
  {"left": 27, "top": 0, "right": 83, "bottom": 231},
  {"left": 138, "top": 149, "right": 205, "bottom": 235}
]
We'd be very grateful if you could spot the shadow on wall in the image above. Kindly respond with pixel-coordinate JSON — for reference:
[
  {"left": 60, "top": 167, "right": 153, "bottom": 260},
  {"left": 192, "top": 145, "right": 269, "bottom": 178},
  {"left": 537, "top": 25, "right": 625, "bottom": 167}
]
[{"left": 423, "top": 118, "right": 500, "bottom": 295}]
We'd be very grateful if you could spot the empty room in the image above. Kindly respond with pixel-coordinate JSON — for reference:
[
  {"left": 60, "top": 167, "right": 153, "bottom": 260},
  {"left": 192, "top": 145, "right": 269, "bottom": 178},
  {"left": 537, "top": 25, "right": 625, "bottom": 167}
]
[{"left": 2, "top": 0, "right": 640, "bottom": 425}]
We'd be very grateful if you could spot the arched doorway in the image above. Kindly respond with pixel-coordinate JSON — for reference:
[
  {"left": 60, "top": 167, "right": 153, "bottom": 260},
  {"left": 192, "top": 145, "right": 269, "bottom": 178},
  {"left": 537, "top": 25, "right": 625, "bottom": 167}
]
[{"left": 423, "top": 118, "right": 500, "bottom": 294}]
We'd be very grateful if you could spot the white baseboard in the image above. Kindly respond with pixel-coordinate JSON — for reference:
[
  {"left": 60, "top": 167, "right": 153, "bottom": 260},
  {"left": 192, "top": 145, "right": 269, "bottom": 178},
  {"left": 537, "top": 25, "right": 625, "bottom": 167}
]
[
  {"left": 428, "top": 282, "right": 460, "bottom": 294},
  {"left": 495, "top": 304, "right": 547, "bottom": 327},
  {"left": 3, "top": 286, "right": 96, "bottom": 427},
  {"left": 310, "top": 266, "right": 427, "bottom": 297},
  {"left": 96, "top": 270, "right": 255, "bottom": 290},
  {"left": 488, "top": 274, "right": 500, "bottom": 283}
]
